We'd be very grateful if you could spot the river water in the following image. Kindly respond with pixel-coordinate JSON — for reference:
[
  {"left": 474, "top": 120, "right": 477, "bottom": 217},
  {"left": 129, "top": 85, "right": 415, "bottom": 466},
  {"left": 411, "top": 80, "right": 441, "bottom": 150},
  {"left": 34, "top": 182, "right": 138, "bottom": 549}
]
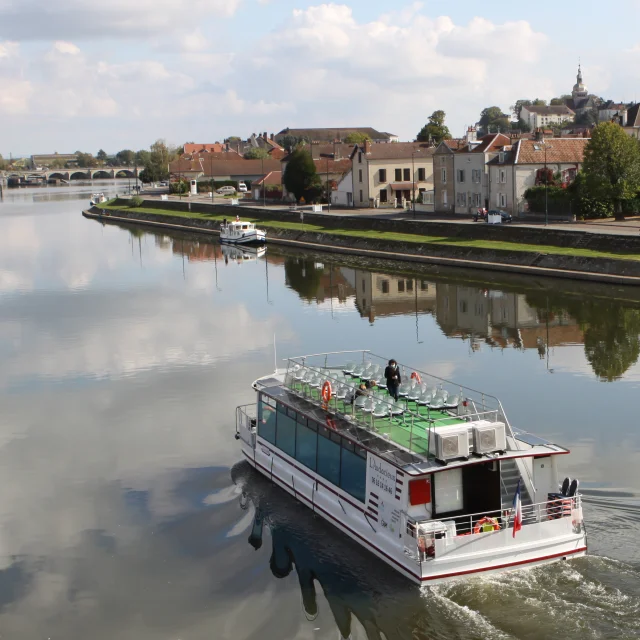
[{"left": 1, "top": 184, "right": 640, "bottom": 639}]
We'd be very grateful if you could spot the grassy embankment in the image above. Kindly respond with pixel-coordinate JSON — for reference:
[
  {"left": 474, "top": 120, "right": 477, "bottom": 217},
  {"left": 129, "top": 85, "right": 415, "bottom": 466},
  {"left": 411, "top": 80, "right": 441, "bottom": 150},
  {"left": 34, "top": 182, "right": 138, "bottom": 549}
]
[{"left": 99, "top": 202, "right": 640, "bottom": 262}]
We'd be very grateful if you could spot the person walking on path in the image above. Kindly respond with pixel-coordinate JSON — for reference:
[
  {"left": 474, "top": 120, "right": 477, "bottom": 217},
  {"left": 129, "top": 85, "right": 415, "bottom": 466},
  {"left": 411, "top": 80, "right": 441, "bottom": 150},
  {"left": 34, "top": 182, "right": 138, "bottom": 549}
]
[{"left": 384, "top": 359, "right": 401, "bottom": 400}]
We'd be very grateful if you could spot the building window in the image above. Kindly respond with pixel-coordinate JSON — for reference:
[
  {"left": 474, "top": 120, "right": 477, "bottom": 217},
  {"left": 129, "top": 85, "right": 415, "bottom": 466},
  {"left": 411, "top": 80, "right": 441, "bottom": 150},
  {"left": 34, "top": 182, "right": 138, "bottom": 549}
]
[
  {"left": 275, "top": 404, "right": 296, "bottom": 458},
  {"left": 317, "top": 426, "right": 341, "bottom": 486},
  {"left": 295, "top": 418, "right": 317, "bottom": 471},
  {"left": 398, "top": 280, "right": 405, "bottom": 293},
  {"left": 359, "top": 169, "right": 363, "bottom": 183},
  {"left": 358, "top": 152, "right": 362, "bottom": 163},
  {"left": 339, "top": 443, "right": 366, "bottom": 503},
  {"left": 379, "top": 168, "right": 387, "bottom": 182},
  {"left": 500, "top": 170, "right": 506, "bottom": 184},
  {"left": 395, "top": 168, "right": 402, "bottom": 181},
  {"left": 500, "top": 193, "right": 507, "bottom": 207},
  {"left": 379, "top": 188, "right": 388, "bottom": 203},
  {"left": 418, "top": 167, "right": 426, "bottom": 181},
  {"left": 359, "top": 190, "right": 363, "bottom": 202},
  {"left": 441, "top": 168, "right": 446, "bottom": 183},
  {"left": 403, "top": 168, "right": 410, "bottom": 181},
  {"left": 381, "top": 280, "right": 389, "bottom": 294},
  {"left": 472, "top": 169, "right": 481, "bottom": 183},
  {"left": 473, "top": 193, "right": 481, "bottom": 207},
  {"left": 421, "top": 280, "right": 429, "bottom": 291},
  {"left": 456, "top": 193, "right": 467, "bottom": 206},
  {"left": 457, "top": 169, "right": 465, "bottom": 183},
  {"left": 258, "top": 397, "right": 277, "bottom": 444},
  {"left": 407, "top": 279, "right": 413, "bottom": 292},
  {"left": 443, "top": 191, "right": 448, "bottom": 205}
]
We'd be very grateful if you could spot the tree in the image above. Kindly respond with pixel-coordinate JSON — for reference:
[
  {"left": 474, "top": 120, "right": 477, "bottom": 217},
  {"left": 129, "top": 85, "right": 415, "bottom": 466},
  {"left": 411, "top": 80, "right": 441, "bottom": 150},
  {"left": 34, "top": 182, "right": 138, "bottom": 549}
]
[
  {"left": 96, "top": 149, "right": 108, "bottom": 163},
  {"left": 478, "top": 106, "right": 511, "bottom": 135},
  {"left": 550, "top": 96, "right": 570, "bottom": 106},
  {"left": 344, "top": 132, "right": 371, "bottom": 144},
  {"left": 244, "top": 147, "right": 270, "bottom": 160},
  {"left": 279, "top": 134, "right": 308, "bottom": 152},
  {"left": 135, "top": 150, "right": 150, "bottom": 166},
  {"left": 116, "top": 149, "right": 136, "bottom": 166},
  {"left": 582, "top": 121, "right": 640, "bottom": 219},
  {"left": 511, "top": 118, "right": 531, "bottom": 133},
  {"left": 283, "top": 257, "right": 325, "bottom": 301},
  {"left": 283, "top": 148, "right": 321, "bottom": 202},
  {"left": 416, "top": 110, "right": 451, "bottom": 145}
]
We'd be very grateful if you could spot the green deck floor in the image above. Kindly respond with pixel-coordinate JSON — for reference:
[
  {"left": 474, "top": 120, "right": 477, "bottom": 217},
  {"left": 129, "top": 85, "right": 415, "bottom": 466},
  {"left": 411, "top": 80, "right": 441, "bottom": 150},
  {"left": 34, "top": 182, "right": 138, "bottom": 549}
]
[{"left": 289, "top": 379, "right": 464, "bottom": 456}]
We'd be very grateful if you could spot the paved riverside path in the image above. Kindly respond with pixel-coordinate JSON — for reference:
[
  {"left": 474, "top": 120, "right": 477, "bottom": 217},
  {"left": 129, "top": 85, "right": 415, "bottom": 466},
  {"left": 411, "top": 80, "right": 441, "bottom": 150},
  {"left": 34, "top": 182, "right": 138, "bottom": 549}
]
[{"left": 137, "top": 193, "right": 640, "bottom": 238}]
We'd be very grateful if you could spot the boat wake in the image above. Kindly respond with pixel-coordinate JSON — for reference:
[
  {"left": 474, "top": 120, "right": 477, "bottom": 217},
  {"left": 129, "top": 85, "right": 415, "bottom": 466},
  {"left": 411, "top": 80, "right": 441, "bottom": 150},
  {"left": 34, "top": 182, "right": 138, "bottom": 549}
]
[{"left": 428, "top": 555, "right": 640, "bottom": 639}]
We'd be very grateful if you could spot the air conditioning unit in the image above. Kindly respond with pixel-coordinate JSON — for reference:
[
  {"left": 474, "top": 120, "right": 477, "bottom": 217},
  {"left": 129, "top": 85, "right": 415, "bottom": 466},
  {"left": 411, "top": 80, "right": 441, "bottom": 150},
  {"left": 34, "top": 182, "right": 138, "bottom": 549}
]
[
  {"left": 472, "top": 421, "right": 506, "bottom": 454},
  {"left": 429, "top": 425, "right": 470, "bottom": 461}
]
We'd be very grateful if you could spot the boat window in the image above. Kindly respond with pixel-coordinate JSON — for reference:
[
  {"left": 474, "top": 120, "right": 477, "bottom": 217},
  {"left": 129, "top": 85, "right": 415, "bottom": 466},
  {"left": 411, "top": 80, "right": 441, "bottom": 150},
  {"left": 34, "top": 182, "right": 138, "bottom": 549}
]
[
  {"left": 242, "top": 225, "right": 248, "bottom": 229},
  {"left": 434, "top": 467, "right": 463, "bottom": 514},
  {"left": 340, "top": 445, "right": 366, "bottom": 503},
  {"left": 275, "top": 403, "right": 296, "bottom": 458},
  {"left": 257, "top": 399, "right": 277, "bottom": 444},
  {"left": 317, "top": 426, "right": 341, "bottom": 486},
  {"left": 295, "top": 421, "right": 317, "bottom": 471}
]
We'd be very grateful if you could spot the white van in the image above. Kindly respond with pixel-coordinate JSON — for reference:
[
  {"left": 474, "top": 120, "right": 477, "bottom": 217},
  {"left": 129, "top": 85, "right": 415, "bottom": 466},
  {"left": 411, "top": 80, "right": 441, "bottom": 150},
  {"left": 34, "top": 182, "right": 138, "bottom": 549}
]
[{"left": 238, "top": 182, "right": 248, "bottom": 193}]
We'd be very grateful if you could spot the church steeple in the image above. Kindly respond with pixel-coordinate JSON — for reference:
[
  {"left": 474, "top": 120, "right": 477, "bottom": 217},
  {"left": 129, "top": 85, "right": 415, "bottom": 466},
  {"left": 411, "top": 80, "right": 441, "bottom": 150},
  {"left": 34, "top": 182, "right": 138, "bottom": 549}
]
[{"left": 572, "top": 62, "right": 588, "bottom": 99}]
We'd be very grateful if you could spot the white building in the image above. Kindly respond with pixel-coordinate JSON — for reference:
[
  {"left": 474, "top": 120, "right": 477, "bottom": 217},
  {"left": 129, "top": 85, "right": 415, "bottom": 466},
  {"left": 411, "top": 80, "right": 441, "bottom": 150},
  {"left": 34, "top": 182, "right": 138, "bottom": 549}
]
[
  {"left": 331, "top": 170, "right": 353, "bottom": 207},
  {"left": 521, "top": 105, "right": 575, "bottom": 130}
]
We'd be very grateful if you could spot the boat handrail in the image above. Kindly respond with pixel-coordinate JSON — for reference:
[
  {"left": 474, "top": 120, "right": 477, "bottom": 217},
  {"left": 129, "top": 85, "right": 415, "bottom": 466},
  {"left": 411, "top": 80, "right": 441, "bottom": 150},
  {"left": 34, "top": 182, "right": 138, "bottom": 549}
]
[
  {"left": 412, "top": 494, "right": 581, "bottom": 536},
  {"left": 283, "top": 358, "right": 501, "bottom": 462}
]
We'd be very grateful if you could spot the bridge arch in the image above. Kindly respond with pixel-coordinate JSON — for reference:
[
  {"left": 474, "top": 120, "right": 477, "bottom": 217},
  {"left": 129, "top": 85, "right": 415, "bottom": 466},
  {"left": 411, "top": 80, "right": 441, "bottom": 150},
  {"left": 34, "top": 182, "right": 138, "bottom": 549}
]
[
  {"left": 70, "top": 171, "right": 91, "bottom": 180},
  {"left": 47, "top": 172, "right": 70, "bottom": 181},
  {"left": 92, "top": 170, "right": 113, "bottom": 179},
  {"left": 115, "top": 169, "right": 136, "bottom": 178}
]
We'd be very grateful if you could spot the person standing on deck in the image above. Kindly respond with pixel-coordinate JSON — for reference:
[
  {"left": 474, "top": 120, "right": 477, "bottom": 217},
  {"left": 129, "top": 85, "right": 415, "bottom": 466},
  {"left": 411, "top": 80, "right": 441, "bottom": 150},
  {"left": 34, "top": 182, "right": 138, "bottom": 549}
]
[{"left": 384, "top": 359, "right": 401, "bottom": 401}]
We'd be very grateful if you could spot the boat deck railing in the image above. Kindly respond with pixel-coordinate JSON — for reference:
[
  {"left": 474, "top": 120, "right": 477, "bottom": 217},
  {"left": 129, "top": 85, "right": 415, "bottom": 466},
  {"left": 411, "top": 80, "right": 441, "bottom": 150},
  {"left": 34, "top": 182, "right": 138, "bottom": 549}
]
[
  {"left": 283, "top": 352, "right": 502, "bottom": 462},
  {"left": 404, "top": 495, "right": 582, "bottom": 562}
]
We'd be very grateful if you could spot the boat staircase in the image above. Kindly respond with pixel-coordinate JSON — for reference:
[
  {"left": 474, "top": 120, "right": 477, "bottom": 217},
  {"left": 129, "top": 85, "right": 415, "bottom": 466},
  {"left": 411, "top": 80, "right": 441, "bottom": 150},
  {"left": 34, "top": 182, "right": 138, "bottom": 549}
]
[{"left": 500, "top": 458, "right": 532, "bottom": 509}]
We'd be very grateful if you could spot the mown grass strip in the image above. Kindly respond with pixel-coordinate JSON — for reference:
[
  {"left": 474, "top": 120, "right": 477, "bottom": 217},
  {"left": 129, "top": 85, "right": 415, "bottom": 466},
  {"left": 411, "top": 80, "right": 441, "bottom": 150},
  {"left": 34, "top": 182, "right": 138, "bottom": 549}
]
[{"left": 99, "top": 204, "right": 640, "bottom": 262}]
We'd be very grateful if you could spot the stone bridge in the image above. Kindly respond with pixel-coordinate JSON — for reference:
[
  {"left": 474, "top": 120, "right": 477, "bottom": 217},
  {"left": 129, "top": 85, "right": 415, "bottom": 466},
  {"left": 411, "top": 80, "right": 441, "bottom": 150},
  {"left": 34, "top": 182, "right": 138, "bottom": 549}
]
[{"left": 2, "top": 167, "right": 143, "bottom": 182}]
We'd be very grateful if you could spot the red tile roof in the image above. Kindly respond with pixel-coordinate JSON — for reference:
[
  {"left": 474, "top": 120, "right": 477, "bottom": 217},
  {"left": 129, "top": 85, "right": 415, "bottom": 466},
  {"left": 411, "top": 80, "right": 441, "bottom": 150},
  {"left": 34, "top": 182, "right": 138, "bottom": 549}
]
[
  {"left": 516, "top": 138, "right": 589, "bottom": 164},
  {"left": 356, "top": 142, "right": 436, "bottom": 160},
  {"left": 253, "top": 171, "right": 282, "bottom": 186},
  {"left": 169, "top": 157, "right": 281, "bottom": 176},
  {"left": 183, "top": 143, "right": 224, "bottom": 154}
]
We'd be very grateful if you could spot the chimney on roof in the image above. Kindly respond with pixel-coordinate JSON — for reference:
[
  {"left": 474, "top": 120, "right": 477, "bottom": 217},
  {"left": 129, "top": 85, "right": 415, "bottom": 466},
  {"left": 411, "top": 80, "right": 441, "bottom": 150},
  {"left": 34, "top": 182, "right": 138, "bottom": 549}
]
[
  {"left": 364, "top": 139, "right": 372, "bottom": 154},
  {"left": 263, "top": 131, "right": 267, "bottom": 139},
  {"left": 271, "top": 133, "right": 274, "bottom": 140},
  {"left": 534, "top": 128, "right": 544, "bottom": 142}
]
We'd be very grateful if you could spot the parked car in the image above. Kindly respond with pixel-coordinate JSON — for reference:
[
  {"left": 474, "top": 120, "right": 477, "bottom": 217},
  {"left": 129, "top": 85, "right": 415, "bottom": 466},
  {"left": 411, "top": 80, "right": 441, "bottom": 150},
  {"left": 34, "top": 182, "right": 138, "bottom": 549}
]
[
  {"left": 237, "top": 182, "right": 248, "bottom": 193},
  {"left": 473, "top": 208, "right": 512, "bottom": 223},
  {"left": 216, "top": 186, "right": 236, "bottom": 195}
]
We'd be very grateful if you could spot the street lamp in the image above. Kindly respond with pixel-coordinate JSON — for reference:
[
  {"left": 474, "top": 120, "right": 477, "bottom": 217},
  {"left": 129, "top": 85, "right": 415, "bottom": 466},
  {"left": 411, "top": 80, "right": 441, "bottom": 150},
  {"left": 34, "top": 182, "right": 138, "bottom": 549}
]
[{"left": 320, "top": 152, "right": 335, "bottom": 212}]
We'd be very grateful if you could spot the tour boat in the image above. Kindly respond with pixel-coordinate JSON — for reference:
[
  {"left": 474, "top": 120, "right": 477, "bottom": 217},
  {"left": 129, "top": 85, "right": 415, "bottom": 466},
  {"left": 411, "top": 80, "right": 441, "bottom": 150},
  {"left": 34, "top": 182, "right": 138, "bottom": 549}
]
[
  {"left": 234, "top": 350, "right": 587, "bottom": 584},
  {"left": 220, "top": 218, "right": 266, "bottom": 245},
  {"left": 90, "top": 193, "right": 107, "bottom": 206}
]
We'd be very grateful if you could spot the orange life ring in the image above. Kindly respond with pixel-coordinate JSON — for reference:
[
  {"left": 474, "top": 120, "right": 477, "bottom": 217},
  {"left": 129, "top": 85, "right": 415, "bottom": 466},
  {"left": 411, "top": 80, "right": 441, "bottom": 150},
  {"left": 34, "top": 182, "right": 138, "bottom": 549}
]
[
  {"left": 326, "top": 416, "right": 337, "bottom": 430},
  {"left": 473, "top": 517, "right": 500, "bottom": 534},
  {"left": 321, "top": 380, "right": 332, "bottom": 403},
  {"left": 411, "top": 372, "right": 421, "bottom": 383}
]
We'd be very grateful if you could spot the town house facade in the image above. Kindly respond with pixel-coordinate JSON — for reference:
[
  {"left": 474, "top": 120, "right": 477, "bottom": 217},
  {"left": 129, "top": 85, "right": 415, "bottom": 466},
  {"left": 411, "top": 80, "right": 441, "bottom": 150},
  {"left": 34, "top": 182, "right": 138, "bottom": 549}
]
[
  {"left": 350, "top": 141, "right": 435, "bottom": 208},
  {"left": 433, "top": 139, "right": 464, "bottom": 212}
]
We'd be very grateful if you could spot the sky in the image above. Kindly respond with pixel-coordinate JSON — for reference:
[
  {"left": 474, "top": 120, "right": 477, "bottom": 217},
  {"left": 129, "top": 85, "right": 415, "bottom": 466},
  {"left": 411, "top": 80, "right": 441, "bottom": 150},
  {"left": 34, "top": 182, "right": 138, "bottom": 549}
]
[{"left": 2, "top": 0, "right": 640, "bottom": 157}]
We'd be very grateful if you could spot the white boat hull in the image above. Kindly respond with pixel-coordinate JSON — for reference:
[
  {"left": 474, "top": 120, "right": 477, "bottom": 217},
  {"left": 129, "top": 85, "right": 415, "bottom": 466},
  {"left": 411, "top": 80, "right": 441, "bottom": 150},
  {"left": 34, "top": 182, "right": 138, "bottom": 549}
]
[
  {"left": 220, "top": 229, "right": 266, "bottom": 245},
  {"left": 240, "top": 437, "right": 587, "bottom": 584}
]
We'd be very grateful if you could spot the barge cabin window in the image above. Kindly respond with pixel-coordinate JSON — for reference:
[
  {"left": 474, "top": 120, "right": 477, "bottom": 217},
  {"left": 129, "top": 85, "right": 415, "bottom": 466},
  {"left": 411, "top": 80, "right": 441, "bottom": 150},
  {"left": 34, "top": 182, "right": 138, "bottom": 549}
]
[{"left": 258, "top": 394, "right": 367, "bottom": 503}]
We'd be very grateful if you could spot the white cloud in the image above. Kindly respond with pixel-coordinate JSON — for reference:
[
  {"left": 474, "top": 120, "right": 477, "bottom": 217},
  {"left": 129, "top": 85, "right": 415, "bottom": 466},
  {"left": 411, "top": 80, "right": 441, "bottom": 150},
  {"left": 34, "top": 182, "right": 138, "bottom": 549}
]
[
  {"left": 51, "top": 40, "right": 80, "bottom": 55},
  {"left": 0, "top": 0, "right": 241, "bottom": 40}
]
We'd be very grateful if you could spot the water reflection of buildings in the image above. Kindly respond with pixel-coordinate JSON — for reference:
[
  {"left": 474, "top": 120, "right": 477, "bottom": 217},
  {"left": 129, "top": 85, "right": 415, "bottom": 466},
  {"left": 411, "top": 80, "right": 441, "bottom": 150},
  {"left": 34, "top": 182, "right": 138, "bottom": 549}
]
[
  {"left": 343, "top": 269, "right": 437, "bottom": 323},
  {"left": 281, "top": 257, "right": 357, "bottom": 305},
  {"left": 344, "top": 269, "right": 583, "bottom": 355}
]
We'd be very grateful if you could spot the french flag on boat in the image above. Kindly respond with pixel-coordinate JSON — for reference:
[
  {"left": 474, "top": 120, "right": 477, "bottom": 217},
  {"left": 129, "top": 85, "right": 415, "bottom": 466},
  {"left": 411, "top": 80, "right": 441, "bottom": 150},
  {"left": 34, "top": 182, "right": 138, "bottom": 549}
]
[{"left": 512, "top": 479, "right": 522, "bottom": 538}]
